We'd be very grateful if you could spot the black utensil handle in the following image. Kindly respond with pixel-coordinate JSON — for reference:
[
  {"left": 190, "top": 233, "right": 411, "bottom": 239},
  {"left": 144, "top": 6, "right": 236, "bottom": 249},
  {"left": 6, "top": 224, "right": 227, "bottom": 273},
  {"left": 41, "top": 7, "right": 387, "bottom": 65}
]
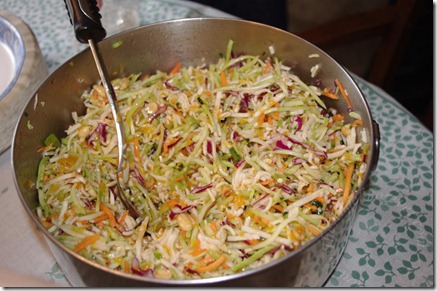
[{"left": 64, "top": 0, "right": 106, "bottom": 43}]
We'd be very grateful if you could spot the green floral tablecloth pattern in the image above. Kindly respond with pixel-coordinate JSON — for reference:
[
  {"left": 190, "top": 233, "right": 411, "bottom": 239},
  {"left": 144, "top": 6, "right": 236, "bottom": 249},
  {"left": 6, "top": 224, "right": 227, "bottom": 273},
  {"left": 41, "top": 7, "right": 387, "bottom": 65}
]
[
  {"left": 0, "top": 0, "right": 433, "bottom": 287},
  {"left": 324, "top": 78, "right": 434, "bottom": 287},
  {"left": 0, "top": 0, "right": 232, "bottom": 73}
]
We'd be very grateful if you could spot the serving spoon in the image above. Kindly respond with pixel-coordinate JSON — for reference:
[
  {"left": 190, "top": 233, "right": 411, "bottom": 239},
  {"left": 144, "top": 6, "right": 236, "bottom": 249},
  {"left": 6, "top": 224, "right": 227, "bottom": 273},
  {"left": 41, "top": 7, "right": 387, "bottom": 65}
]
[{"left": 64, "top": 0, "right": 143, "bottom": 220}]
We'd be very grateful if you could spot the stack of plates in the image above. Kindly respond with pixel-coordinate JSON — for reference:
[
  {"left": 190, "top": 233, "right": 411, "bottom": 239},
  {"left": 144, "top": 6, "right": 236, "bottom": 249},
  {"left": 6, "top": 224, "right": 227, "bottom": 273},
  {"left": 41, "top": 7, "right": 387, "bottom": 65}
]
[{"left": 0, "top": 11, "right": 47, "bottom": 153}]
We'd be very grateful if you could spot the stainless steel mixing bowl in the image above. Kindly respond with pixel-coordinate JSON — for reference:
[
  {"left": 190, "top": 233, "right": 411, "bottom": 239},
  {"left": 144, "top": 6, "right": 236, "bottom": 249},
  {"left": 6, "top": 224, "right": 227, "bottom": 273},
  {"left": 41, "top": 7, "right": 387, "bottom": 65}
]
[{"left": 12, "top": 18, "right": 379, "bottom": 287}]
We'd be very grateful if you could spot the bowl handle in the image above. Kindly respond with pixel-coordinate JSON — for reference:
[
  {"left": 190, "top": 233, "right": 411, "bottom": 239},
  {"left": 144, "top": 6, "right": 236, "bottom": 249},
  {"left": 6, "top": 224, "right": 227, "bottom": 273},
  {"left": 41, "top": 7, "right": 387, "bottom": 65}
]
[{"left": 371, "top": 119, "right": 381, "bottom": 173}]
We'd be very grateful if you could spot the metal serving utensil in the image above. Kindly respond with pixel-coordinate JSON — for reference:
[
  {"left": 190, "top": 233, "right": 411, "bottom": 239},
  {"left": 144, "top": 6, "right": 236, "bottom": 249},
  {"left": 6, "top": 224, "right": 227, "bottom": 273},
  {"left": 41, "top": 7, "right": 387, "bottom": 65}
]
[{"left": 64, "top": 0, "right": 143, "bottom": 220}]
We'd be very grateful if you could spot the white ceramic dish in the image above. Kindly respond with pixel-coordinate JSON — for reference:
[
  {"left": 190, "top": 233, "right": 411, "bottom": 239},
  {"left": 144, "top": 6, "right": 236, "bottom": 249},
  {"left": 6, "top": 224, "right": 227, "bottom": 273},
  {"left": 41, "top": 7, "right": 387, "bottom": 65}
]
[{"left": 0, "top": 11, "right": 47, "bottom": 154}]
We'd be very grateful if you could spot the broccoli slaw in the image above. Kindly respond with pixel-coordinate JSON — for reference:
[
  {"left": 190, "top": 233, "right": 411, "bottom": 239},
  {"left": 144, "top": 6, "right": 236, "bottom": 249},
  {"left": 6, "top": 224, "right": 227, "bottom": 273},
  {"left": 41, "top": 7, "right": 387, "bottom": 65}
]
[{"left": 36, "top": 40, "right": 369, "bottom": 279}]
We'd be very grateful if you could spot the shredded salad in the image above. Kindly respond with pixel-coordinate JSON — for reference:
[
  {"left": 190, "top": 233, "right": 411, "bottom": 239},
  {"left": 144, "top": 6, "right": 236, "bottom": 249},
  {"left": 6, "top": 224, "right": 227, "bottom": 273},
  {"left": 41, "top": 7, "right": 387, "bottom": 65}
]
[{"left": 36, "top": 40, "right": 369, "bottom": 280}]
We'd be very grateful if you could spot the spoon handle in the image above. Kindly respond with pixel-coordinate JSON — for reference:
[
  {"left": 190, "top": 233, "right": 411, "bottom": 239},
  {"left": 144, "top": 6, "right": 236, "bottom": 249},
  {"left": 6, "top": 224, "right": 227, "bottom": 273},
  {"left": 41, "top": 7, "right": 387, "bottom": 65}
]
[
  {"left": 64, "top": 0, "right": 106, "bottom": 43},
  {"left": 64, "top": 0, "right": 143, "bottom": 220}
]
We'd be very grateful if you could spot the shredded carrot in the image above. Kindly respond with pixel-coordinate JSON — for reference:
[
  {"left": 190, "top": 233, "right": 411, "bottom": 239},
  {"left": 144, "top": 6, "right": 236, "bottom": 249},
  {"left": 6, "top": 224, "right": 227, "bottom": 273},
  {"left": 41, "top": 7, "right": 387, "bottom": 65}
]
[
  {"left": 306, "top": 183, "right": 315, "bottom": 194},
  {"left": 166, "top": 198, "right": 180, "bottom": 208},
  {"left": 210, "top": 220, "right": 217, "bottom": 234},
  {"left": 100, "top": 203, "right": 117, "bottom": 227},
  {"left": 186, "top": 262, "right": 194, "bottom": 270},
  {"left": 343, "top": 163, "right": 355, "bottom": 207},
  {"left": 306, "top": 224, "right": 321, "bottom": 236},
  {"left": 133, "top": 136, "right": 142, "bottom": 163},
  {"left": 335, "top": 79, "right": 353, "bottom": 109},
  {"left": 198, "top": 255, "right": 215, "bottom": 266},
  {"left": 163, "top": 137, "right": 181, "bottom": 154},
  {"left": 257, "top": 112, "right": 265, "bottom": 125},
  {"left": 272, "top": 204, "right": 284, "bottom": 212},
  {"left": 92, "top": 213, "right": 109, "bottom": 223},
  {"left": 163, "top": 139, "right": 169, "bottom": 154},
  {"left": 260, "top": 178, "right": 274, "bottom": 186},
  {"left": 267, "top": 115, "right": 273, "bottom": 125},
  {"left": 253, "top": 215, "right": 270, "bottom": 226},
  {"left": 246, "top": 239, "right": 259, "bottom": 245},
  {"left": 196, "top": 255, "right": 227, "bottom": 273},
  {"left": 98, "top": 99, "right": 108, "bottom": 106},
  {"left": 264, "top": 60, "right": 272, "bottom": 74},
  {"left": 78, "top": 220, "right": 89, "bottom": 226},
  {"left": 279, "top": 164, "right": 287, "bottom": 173},
  {"left": 169, "top": 62, "right": 181, "bottom": 76},
  {"left": 37, "top": 146, "right": 50, "bottom": 153},
  {"left": 315, "top": 196, "right": 325, "bottom": 203},
  {"left": 190, "top": 238, "right": 206, "bottom": 256},
  {"left": 322, "top": 88, "right": 339, "bottom": 99},
  {"left": 303, "top": 203, "right": 317, "bottom": 212},
  {"left": 220, "top": 71, "right": 228, "bottom": 86},
  {"left": 272, "top": 110, "right": 280, "bottom": 120},
  {"left": 266, "top": 160, "right": 276, "bottom": 166},
  {"left": 118, "top": 210, "right": 129, "bottom": 225},
  {"left": 332, "top": 114, "right": 345, "bottom": 122},
  {"left": 171, "top": 176, "right": 185, "bottom": 183},
  {"left": 74, "top": 234, "right": 100, "bottom": 253},
  {"left": 352, "top": 119, "right": 363, "bottom": 127},
  {"left": 124, "top": 260, "right": 130, "bottom": 274}
]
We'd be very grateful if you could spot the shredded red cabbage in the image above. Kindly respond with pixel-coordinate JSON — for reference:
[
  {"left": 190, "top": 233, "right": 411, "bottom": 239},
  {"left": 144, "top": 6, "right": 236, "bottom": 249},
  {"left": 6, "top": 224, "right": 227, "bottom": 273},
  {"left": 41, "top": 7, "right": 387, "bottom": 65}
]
[
  {"left": 280, "top": 132, "right": 327, "bottom": 162},
  {"left": 232, "top": 131, "right": 243, "bottom": 142},
  {"left": 292, "top": 157, "right": 305, "bottom": 165},
  {"left": 164, "top": 80, "right": 179, "bottom": 91},
  {"left": 293, "top": 116, "right": 302, "bottom": 133},
  {"left": 276, "top": 183, "right": 295, "bottom": 195},
  {"left": 239, "top": 93, "right": 252, "bottom": 113},
  {"left": 169, "top": 205, "right": 196, "bottom": 219},
  {"left": 132, "top": 257, "right": 154, "bottom": 277},
  {"left": 148, "top": 105, "right": 168, "bottom": 123},
  {"left": 132, "top": 167, "right": 146, "bottom": 187},
  {"left": 206, "top": 140, "right": 213, "bottom": 155},
  {"left": 274, "top": 140, "right": 291, "bottom": 150},
  {"left": 190, "top": 182, "right": 213, "bottom": 194},
  {"left": 234, "top": 158, "right": 246, "bottom": 168},
  {"left": 86, "top": 122, "right": 108, "bottom": 145},
  {"left": 252, "top": 193, "right": 269, "bottom": 208}
]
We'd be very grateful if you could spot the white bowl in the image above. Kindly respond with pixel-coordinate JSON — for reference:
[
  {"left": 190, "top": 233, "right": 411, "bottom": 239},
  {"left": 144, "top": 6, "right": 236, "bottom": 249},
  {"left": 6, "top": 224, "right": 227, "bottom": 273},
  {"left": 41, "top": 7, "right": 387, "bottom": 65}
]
[{"left": 0, "top": 11, "right": 47, "bottom": 153}]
